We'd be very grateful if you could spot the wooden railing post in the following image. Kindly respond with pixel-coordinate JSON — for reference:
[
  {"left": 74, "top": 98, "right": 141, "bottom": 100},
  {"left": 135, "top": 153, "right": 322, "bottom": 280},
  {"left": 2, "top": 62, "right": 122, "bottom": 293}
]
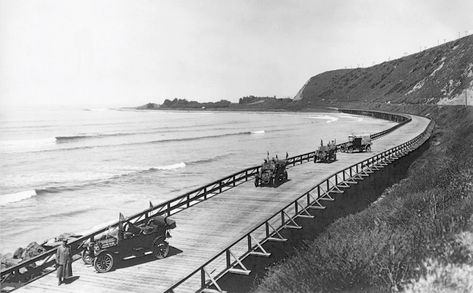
[
  {"left": 201, "top": 268, "right": 206, "bottom": 288},
  {"left": 226, "top": 250, "right": 231, "bottom": 268}
]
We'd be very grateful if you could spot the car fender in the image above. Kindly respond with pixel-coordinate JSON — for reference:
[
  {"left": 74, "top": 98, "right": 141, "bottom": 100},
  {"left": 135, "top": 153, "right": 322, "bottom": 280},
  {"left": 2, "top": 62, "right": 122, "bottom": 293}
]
[{"left": 153, "top": 235, "right": 166, "bottom": 245}]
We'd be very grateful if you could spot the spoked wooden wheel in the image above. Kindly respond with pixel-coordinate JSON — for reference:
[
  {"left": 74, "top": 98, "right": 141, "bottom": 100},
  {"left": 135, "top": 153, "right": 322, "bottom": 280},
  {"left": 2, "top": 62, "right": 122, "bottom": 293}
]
[
  {"left": 94, "top": 252, "right": 114, "bottom": 273},
  {"left": 153, "top": 241, "right": 170, "bottom": 259}
]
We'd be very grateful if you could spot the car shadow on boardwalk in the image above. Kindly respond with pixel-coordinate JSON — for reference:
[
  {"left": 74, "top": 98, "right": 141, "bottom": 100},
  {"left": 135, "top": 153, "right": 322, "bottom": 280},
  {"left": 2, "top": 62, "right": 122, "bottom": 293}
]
[{"left": 115, "top": 246, "right": 183, "bottom": 270}]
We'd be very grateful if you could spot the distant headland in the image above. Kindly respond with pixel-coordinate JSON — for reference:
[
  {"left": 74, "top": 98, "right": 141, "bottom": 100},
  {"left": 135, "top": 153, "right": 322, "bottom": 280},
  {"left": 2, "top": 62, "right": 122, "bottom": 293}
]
[{"left": 136, "top": 96, "right": 301, "bottom": 111}]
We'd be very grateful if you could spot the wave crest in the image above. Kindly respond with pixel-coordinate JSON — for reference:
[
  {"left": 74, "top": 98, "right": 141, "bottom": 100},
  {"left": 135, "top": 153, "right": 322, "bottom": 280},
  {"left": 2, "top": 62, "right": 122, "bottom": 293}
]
[
  {"left": 305, "top": 115, "right": 339, "bottom": 123},
  {"left": 33, "top": 162, "right": 187, "bottom": 197},
  {"left": 44, "top": 130, "right": 269, "bottom": 153},
  {"left": 150, "top": 162, "right": 186, "bottom": 171},
  {"left": 0, "top": 190, "right": 37, "bottom": 206}
]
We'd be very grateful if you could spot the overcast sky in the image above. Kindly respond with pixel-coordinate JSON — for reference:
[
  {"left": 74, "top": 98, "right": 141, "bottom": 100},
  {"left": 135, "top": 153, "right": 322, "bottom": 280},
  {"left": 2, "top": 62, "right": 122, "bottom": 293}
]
[{"left": 1, "top": 0, "right": 472, "bottom": 107}]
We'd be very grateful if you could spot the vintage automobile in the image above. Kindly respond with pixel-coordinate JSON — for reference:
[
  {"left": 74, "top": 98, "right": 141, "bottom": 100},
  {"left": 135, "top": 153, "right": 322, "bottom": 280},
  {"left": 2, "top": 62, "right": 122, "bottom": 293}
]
[
  {"left": 314, "top": 139, "right": 337, "bottom": 163},
  {"left": 82, "top": 213, "right": 176, "bottom": 273},
  {"left": 255, "top": 153, "right": 288, "bottom": 187},
  {"left": 339, "top": 135, "right": 372, "bottom": 153}
]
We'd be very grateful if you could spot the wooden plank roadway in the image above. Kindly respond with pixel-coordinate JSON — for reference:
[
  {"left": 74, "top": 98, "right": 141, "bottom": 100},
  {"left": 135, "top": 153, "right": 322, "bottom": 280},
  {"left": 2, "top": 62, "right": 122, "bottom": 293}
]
[{"left": 15, "top": 115, "right": 431, "bottom": 293}]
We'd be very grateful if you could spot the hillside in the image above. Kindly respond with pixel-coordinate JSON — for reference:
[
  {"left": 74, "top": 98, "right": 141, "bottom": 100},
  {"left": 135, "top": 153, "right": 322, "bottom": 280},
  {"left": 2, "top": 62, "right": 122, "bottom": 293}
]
[{"left": 295, "top": 35, "right": 473, "bottom": 106}]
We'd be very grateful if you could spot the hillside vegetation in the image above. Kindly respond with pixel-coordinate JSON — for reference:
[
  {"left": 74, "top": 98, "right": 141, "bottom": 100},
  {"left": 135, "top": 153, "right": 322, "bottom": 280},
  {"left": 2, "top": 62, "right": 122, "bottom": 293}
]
[
  {"left": 295, "top": 35, "right": 473, "bottom": 106},
  {"left": 256, "top": 105, "right": 473, "bottom": 292}
]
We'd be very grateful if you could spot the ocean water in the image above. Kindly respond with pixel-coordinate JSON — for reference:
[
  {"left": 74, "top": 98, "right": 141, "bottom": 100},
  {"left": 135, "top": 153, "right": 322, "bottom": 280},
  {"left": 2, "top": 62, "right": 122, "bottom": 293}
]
[{"left": 0, "top": 105, "right": 396, "bottom": 254}]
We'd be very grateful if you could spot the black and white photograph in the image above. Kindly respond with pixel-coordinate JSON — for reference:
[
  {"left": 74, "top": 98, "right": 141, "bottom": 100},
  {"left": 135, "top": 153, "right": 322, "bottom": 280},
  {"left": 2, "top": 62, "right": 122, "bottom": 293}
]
[{"left": 1, "top": 1, "right": 472, "bottom": 292}]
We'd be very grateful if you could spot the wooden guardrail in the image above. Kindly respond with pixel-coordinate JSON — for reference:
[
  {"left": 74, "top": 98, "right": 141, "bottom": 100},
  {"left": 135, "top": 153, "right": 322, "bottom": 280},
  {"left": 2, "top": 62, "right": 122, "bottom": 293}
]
[
  {"left": 0, "top": 109, "right": 415, "bottom": 290},
  {"left": 167, "top": 118, "right": 435, "bottom": 293}
]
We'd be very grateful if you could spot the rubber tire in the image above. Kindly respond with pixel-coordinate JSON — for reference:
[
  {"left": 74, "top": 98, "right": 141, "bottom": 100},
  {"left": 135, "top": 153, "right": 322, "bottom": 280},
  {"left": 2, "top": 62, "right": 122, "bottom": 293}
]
[
  {"left": 94, "top": 252, "right": 114, "bottom": 273},
  {"left": 153, "top": 241, "right": 170, "bottom": 259},
  {"left": 82, "top": 250, "right": 93, "bottom": 265},
  {"left": 254, "top": 178, "right": 259, "bottom": 187}
]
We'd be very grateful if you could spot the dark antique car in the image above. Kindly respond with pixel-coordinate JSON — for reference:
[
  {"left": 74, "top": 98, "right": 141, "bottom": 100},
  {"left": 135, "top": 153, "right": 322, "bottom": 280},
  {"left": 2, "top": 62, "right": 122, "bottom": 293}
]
[
  {"left": 82, "top": 214, "right": 176, "bottom": 273},
  {"left": 314, "top": 139, "right": 337, "bottom": 163},
  {"left": 255, "top": 153, "right": 288, "bottom": 187},
  {"left": 340, "top": 135, "right": 372, "bottom": 153}
]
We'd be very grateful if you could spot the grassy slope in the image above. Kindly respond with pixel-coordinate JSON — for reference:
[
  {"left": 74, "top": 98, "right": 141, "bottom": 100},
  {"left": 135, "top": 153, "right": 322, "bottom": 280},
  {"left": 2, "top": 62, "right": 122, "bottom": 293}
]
[
  {"left": 297, "top": 35, "right": 473, "bottom": 106},
  {"left": 255, "top": 105, "right": 473, "bottom": 292}
]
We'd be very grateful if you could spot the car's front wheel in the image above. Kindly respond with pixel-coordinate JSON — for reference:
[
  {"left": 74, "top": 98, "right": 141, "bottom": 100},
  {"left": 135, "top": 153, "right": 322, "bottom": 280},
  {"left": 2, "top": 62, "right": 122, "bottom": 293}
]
[
  {"left": 94, "top": 252, "right": 114, "bottom": 273},
  {"left": 82, "top": 250, "right": 93, "bottom": 265},
  {"left": 153, "top": 241, "right": 170, "bottom": 259}
]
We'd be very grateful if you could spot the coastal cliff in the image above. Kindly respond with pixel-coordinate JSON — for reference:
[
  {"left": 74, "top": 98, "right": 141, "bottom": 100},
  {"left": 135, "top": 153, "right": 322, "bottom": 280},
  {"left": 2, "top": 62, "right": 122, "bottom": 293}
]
[{"left": 295, "top": 35, "right": 473, "bottom": 106}]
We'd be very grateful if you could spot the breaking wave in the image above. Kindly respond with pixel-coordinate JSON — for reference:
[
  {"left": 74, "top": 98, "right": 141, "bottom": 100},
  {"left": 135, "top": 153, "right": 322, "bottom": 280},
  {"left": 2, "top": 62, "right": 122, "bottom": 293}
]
[
  {"left": 15, "top": 155, "right": 229, "bottom": 200},
  {"left": 30, "top": 162, "right": 187, "bottom": 197},
  {"left": 305, "top": 115, "right": 339, "bottom": 123},
  {"left": 55, "top": 128, "right": 267, "bottom": 145},
  {"left": 251, "top": 130, "right": 265, "bottom": 134},
  {"left": 147, "top": 162, "right": 186, "bottom": 171},
  {"left": 0, "top": 190, "right": 37, "bottom": 206},
  {"left": 42, "top": 130, "right": 269, "bottom": 153},
  {"left": 187, "top": 153, "right": 233, "bottom": 165}
]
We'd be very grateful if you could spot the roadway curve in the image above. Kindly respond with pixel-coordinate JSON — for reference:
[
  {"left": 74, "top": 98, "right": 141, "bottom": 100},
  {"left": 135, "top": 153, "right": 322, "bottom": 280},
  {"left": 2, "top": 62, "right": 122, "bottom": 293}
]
[{"left": 16, "top": 113, "right": 431, "bottom": 293}]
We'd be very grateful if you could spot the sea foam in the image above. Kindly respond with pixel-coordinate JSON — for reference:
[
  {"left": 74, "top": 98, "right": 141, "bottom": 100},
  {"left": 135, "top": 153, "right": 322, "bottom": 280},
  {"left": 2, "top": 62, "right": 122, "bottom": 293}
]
[{"left": 0, "top": 190, "right": 37, "bottom": 206}]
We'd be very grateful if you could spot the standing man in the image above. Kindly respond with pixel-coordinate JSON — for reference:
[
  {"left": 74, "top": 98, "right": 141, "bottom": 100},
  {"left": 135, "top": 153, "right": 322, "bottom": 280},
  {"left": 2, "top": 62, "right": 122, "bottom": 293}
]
[{"left": 56, "top": 239, "right": 72, "bottom": 285}]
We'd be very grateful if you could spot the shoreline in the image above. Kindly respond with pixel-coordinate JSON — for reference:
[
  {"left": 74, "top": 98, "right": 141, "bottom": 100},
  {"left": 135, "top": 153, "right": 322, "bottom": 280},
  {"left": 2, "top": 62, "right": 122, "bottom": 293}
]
[
  {"left": 0, "top": 108, "right": 415, "bottom": 287},
  {"left": 132, "top": 103, "right": 339, "bottom": 113}
]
